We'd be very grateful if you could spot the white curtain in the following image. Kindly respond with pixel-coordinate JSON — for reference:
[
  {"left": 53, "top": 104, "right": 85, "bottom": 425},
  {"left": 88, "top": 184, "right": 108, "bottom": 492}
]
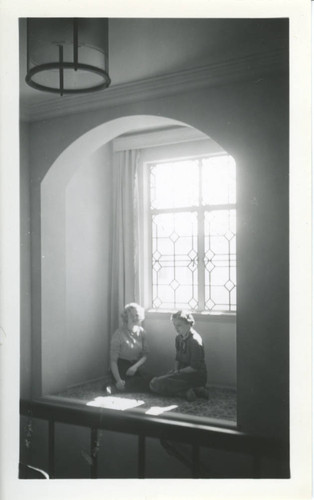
[{"left": 109, "top": 150, "right": 141, "bottom": 335}]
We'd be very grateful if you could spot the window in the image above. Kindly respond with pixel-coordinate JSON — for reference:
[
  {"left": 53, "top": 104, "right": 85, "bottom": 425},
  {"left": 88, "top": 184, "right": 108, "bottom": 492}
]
[{"left": 148, "top": 154, "right": 236, "bottom": 313}]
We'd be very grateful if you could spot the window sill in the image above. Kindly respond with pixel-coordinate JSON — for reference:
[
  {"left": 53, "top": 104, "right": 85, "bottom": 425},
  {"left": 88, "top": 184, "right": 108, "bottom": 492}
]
[{"left": 145, "top": 309, "right": 236, "bottom": 322}]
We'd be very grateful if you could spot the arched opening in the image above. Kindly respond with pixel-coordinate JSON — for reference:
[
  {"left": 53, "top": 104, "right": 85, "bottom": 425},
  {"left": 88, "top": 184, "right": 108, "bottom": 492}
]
[{"left": 40, "top": 115, "right": 236, "bottom": 422}]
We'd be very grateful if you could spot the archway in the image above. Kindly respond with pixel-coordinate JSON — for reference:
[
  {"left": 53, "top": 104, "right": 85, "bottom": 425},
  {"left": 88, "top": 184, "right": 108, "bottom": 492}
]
[{"left": 40, "top": 115, "right": 236, "bottom": 400}]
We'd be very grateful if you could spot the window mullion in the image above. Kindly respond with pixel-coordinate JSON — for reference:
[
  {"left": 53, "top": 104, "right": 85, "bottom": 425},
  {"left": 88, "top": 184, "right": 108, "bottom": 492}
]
[
  {"left": 198, "top": 208, "right": 205, "bottom": 311},
  {"left": 197, "top": 159, "right": 205, "bottom": 311}
]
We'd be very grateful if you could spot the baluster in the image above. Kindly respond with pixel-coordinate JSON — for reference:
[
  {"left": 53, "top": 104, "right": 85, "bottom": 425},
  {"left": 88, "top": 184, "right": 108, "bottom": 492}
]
[
  {"left": 192, "top": 444, "right": 200, "bottom": 478},
  {"left": 138, "top": 435, "right": 146, "bottom": 478},
  {"left": 90, "top": 427, "right": 98, "bottom": 479},
  {"left": 48, "top": 419, "right": 55, "bottom": 478}
]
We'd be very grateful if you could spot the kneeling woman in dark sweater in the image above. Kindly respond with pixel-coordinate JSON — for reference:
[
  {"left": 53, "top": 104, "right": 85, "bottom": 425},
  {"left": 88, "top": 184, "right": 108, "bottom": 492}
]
[{"left": 150, "top": 311, "right": 208, "bottom": 402}]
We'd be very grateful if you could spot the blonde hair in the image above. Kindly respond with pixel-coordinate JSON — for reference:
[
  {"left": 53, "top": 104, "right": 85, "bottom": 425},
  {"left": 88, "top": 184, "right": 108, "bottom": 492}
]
[
  {"left": 121, "top": 303, "right": 145, "bottom": 324},
  {"left": 171, "top": 310, "right": 195, "bottom": 326}
]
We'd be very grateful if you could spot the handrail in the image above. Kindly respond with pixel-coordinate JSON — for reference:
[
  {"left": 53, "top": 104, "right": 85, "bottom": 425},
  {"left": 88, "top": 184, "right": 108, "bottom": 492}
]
[{"left": 20, "top": 397, "right": 288, "bottom": 478}]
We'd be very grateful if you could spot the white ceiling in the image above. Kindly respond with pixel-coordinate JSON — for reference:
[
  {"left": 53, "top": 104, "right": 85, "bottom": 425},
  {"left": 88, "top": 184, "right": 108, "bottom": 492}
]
[{"left": 19, "top": 18, "right": 288, "bottom": 119}]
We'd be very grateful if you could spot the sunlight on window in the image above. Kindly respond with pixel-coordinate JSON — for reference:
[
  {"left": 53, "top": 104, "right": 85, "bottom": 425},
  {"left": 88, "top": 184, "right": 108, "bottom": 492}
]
[
  {"left": 149, "top": 153, "right": 236, "bottom": 312},
  {"left": 150, "top": 160, "right": 199, "bottom": 209},
  {"left": 152, "top": 211, "right": 198, "bottom": 310},
  {"left": 204, "top": 209, "right": 236, "bottom": 311},
  {"left": 86, "top": 396, "right": 144, "bottom": 411}
]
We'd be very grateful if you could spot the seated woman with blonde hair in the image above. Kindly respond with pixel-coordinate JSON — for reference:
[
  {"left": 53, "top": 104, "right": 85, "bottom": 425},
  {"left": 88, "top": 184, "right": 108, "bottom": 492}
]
[
  {"left": 150, "top": 310, "right": 209, "bottom": 402},
  {"left": 107, "top": 302, "right": 151, "bottom": 394}
]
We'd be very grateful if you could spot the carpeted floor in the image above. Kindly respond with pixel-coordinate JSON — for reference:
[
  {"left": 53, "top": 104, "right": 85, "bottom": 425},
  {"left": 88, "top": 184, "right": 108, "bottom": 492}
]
[{"left": 55, "top": 378, "right": 237, "bottom": 423}]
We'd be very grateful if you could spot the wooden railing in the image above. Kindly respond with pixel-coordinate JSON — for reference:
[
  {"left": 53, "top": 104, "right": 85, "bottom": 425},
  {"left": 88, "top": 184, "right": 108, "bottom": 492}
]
[{"left": 20, "top": 398, "right": 288, "bottom": 479}]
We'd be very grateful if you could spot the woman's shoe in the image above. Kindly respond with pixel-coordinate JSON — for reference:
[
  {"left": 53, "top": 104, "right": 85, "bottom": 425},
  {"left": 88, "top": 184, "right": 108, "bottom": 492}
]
[{"left": 185, "top": 388, "right": 197, "bottom": 402}]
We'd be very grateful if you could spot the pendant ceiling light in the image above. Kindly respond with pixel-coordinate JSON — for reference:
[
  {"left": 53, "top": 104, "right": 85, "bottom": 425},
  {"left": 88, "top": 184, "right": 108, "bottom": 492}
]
[{"left": 25, "top": 18, "right": 111, "bottom": 96}]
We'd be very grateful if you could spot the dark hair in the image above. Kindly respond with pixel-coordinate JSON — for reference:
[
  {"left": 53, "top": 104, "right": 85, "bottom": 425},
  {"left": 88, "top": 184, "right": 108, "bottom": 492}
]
[
  {"left": 171, "top": 310, "right": 195, "bottom": 326},
  {"left": 121, "top": 303, "right": 145, "bottom": 324}
]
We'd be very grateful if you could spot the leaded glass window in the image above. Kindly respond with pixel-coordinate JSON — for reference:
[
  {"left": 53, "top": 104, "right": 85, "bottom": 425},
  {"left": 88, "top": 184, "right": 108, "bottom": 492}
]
[{"left": 149, "top": 154, "right": 236, "bottom": 312}]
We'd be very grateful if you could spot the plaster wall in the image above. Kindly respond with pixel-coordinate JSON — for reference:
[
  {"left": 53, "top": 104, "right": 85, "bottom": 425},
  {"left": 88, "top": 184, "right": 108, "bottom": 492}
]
[
  {"left": 20, "top": 121, "right": 32, "bottom": 399},
  {"left": 65, "top": 144, "right": 113, "bottom": 387}
]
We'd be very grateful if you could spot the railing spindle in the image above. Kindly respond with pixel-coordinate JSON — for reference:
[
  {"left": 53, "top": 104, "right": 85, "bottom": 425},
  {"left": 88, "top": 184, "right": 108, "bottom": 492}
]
[
  {"left": 90, "top": 427, "right": 98, "bottom": 479},
  {"left": 192, "top": 444, "right": 200, "bottom": 478},
  {"left": 138, "top": 435, "right": 146, "bottom": 478},
  {"left": 48, "top": 419, "right": 55, "bottom": 478}
]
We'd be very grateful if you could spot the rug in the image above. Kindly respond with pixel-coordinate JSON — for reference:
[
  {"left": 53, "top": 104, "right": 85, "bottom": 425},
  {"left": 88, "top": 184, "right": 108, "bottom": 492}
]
[{"left": 55, "top": 379, "right": 237, "bottom": 423}]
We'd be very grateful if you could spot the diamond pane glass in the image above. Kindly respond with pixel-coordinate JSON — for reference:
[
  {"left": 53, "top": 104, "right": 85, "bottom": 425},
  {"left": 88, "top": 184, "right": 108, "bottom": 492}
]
[
  {"left": 150, "top": 160, "right": 199, "bottom": 209},
  {"left": 149, "top": 153, "right": 237, "bottom": 313},
  {"left": 204, "top": 209, "right": 236, "bottom": 312},
  {"left": 152, "top": 212, "right": 198, "bottom": 310},
  {"left": 202, "top": 155, "right": 236, "bottom": 205}
]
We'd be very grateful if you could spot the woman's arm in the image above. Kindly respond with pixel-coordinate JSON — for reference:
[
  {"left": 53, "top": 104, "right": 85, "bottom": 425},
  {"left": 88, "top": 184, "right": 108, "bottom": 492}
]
[
  {"left": 110, "top": 330, "right": 126, "bottom": 389},
  {"left": 125, "top": 355, "right": 147, "bottom": 376},
  {"left": 174, "top": 335, "right": 197, "bottom": 373},
  {"left": 177, "top": 365, "right": 197, "bottom": 374},
  {"left": 110, "top": 360, "right": 125, "bottom": 390}
]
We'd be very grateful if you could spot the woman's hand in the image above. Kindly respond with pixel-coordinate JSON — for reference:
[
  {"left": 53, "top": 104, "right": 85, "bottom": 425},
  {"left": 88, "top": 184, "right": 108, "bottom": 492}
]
[
  {"left": 115, "top": 380, "right": 126, "bottom": 391},
  {"left": 126, "top": 365, "right": 137, "bottom": 377},
  {"left": 168, "top": 369, "right": 177, "bottom": 374}
]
